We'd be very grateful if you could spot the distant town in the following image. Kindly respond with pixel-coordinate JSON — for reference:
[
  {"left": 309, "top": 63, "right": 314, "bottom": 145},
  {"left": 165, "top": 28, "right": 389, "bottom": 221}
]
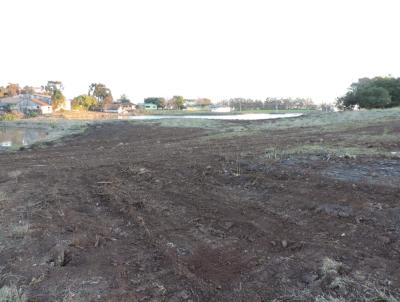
[{"left": 0, "top": 81, "right": 334, "bottom": 120}]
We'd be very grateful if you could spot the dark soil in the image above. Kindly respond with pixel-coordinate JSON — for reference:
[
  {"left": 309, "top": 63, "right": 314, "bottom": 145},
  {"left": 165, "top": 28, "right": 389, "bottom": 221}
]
[{"left": 0, "top": 120, "right": 399, "bottom": 301}]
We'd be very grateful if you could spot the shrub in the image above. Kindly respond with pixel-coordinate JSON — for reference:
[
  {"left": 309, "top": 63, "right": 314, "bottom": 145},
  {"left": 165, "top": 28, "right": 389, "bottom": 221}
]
[{"left": 0, "top": 113, "right": 18, "bottom": 121}]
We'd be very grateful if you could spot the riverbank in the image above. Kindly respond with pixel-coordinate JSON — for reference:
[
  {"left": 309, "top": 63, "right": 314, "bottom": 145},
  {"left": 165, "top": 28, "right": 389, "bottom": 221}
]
[
  {"left": 0, "top": 108, "right": 399, "bottom": 301},
  {"left": 0, "top": 118, "right": 89, "bottom": 151}
]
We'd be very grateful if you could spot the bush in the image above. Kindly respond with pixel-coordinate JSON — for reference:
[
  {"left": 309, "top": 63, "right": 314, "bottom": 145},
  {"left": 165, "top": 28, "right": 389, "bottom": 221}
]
[
  {"left": 337, "top": 76, "right": 400, "bottom": 110},
  {"left": 25, "top": 111, "right": 38, "bottom": 118},
  {"left": 0, "top": 113, "right": 18, "bottom": 121}
]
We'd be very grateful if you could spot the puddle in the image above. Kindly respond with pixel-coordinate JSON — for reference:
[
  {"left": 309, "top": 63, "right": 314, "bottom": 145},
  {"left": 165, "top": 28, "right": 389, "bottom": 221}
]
[
  {"left": 126, "top": 113, "right": 302, "bottom": 121},
  {"left": 0, "top": 127, "right": 49, "bottom": 150}
]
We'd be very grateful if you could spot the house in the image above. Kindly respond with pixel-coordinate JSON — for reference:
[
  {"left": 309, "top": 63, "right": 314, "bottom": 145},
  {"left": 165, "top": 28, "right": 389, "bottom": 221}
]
[
  {"left": 103, "top": 103, "right": 127, "bottom": 114},
  {"left": 0, "top": 96, "right": 52, "bottom": 115},
  {"left": 210, "top": 106, "right": 231, "bottom": 113},
  {"left": 31, "top": 94, "right": 51, "bottom": 105},
  {"left": 32, "top": 87, "right": 45, "bottom": 94},
  {"left": 183, "top": 99, "right": 211, "bottom": 111},
  {"left": 144, "top": 103, "right": 157, "bottom": 110},
  {"left": 31, "top": 98, "right": 53, "bottom": 114}
]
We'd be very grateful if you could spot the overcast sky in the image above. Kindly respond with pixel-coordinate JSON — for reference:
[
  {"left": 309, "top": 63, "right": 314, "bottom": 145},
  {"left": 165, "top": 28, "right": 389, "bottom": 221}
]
[{"left": 1, "top": 0, "right": 399, "bottom": 103}]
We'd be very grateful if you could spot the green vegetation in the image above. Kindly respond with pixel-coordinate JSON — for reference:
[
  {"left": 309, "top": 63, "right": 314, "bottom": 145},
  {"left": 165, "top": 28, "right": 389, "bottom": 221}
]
[
  {"left": 88, "top": 83, "right": 113, "bottom": 108},
  {"left": 337, "top": 76, "right": 400, "bottom": 109},
  {"left": 171, "top": 95, "right": 185, "bottom": 110},
  {"left": 0, "top": 113, "right": 18, "bottom": 121},
  {"left": 118, "top": 94, "right": 131, "bottom": 103},
  {"left": 144, "top": 97, "right": 166, "bottom": 109},
  {"left": 218, "top": 97, "right": 318, "bottom": 111},
  {"left": 72, "top": 95, "right": 98, "bottom": 110},
  {"left": 276, "top": 257, "right": 400, "bottom": 302},
  {"left": 51, "top": 89, "right": 66, "bottom": 110},
  {"left": 132, "top": 108, "right": 400, "bottom": 158},
  {"left": 0, "top": 83, "right": 20, "bottom": 98},
  {"left": 0, "top": 285, "right": 26, "bottom": 302}
]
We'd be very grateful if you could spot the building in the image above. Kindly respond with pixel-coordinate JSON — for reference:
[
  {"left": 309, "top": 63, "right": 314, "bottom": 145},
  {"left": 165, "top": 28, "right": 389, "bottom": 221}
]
[
  {"left": 0, "top": 95, "right": 53, "bottom": 115},
  {"left": 210, "top": 106, "right": 231, "bottom": 113},
  {"left": 102, "top": 103, "right": 132, "bottom": 114},
  {"left": 31, "top": 98, "right": 53, "bottom": 114},
  {"left": 144, "top": 103, "right": 157, "bottom": 110}
]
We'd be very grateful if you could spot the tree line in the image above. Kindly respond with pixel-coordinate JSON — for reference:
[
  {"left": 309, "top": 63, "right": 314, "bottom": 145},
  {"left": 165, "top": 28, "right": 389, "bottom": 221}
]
[
  {"left": 216, "top": 97, "right": 317, "bottom": 111},
  {"left": 337, "top": 76, "right": 400, "bottom": 109}
]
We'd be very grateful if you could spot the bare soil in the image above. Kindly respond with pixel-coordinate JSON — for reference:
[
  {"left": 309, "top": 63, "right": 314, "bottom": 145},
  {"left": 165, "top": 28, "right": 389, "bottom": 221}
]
[{"left": 0, "top": 118, "right": 399, "bottom": 301}]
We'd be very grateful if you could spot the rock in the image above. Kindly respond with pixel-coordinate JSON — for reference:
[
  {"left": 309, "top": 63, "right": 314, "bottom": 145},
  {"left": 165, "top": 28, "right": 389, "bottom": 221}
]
[
  {"left": 270, "top": 240, "right": 277, "bottom": 246},
  {"left": 281, "top": 240, "right": 288, "bottom": 248}
]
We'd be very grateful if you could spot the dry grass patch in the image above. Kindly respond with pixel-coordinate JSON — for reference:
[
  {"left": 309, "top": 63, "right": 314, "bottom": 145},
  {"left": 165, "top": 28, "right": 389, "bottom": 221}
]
[{"left": 0, "top": 285, "right": 26, "bottom": 302}]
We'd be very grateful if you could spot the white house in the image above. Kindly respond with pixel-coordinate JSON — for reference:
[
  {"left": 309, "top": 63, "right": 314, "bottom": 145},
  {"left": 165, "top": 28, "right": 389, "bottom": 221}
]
[
  {"left": 0, "top": 95, "right": 53, "bottom": 114},
  {"left": 211, "top": 106, "right": 232, "bottom": 113},
  {"left": 31, "top": 98, "right": 53, "bottom": 114}
]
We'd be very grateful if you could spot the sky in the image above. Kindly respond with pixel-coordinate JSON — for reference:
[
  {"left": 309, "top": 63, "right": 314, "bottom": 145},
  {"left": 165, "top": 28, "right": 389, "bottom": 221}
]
[{"left": 1, "top": 0, "right": 400, "bottom": 103}]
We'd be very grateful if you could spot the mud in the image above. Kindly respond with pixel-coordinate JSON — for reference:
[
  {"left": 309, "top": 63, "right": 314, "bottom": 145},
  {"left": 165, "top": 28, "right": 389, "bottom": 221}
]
[{"left": 0, "top": 120, "right": 399, "bottom": 301}]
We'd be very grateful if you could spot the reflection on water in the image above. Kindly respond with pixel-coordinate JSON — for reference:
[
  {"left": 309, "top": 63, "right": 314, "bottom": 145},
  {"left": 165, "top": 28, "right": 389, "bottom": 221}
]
[
  {"left": 0, "top": 127, "right": 49, "bottom": 149},
  {"left": 126, "top": 113, "right": 302, "bottom": 121}
]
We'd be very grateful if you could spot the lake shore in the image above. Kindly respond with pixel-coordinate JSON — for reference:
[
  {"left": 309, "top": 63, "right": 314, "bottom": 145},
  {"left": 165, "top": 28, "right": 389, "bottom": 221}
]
[{"left": 0, "top": 108, "right": 399, "bottom": 300}]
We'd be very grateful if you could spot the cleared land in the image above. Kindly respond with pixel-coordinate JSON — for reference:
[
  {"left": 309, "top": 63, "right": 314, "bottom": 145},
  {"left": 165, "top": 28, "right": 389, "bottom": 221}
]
[{"left": 0, "top": 109, "right": 400, "bottom": 301}]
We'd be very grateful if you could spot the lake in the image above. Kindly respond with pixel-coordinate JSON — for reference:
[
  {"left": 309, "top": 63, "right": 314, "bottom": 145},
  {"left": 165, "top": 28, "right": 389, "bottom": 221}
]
[
  {"left": 127, "top": 113, "right": 303, "bottom": 121},
  {"left": 0, "top": 127, "right": 49, "bottom": 150}
]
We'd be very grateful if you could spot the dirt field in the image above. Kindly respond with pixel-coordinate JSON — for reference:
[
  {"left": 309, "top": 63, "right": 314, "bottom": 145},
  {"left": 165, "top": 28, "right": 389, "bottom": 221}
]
[{"left": 1, "top": 110, "right": 400, "bottom": 301}]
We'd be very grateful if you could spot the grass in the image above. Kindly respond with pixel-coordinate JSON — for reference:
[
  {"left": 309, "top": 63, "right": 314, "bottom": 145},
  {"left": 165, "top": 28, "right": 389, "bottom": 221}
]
[
  {"left": 10, "top": 223, "right": 30, "bottom": 238},
  {"left": 132, "top": 107, "right": 400, "bottom": 132},
  {"left": 0, "top": 285, "right": 26, "bottom": 302},
  {"left": 130, "top": 108, "right": 400, "bottom": 159},
  {"left": 273, "top": 257, "right": 400, "bottom": 302},
  {"left": 253, "top": 108, "right": 400, "bottom": 132},
  {"left": 0, "top": 191, "right": 6, "bottom": 202},
  {"left": 0, "top": 113, "right": 18, "bottom": 121},
  {"left": 264, "top": 145, "right": 388, "bottom": 160},
  {"left": 138, "top": 108, "right": 314, "bottom": 115},
  {"left": 129, "top": 117, "right": 225, "bottom": 129},
  {"left": 0, "top": 119, "right": 89, "bottom": 152}
]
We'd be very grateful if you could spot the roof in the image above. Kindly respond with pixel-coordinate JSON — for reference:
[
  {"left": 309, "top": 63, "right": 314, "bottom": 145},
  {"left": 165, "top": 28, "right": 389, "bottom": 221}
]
[
  {"left": 31, "top": 98, "right": 51, "bottom": 107},
  {"left": 103, "top": 103, "right": 122, "bottom": 110},
  {"left": 0, "top": 96, "right": 22, "bottom": 105}
]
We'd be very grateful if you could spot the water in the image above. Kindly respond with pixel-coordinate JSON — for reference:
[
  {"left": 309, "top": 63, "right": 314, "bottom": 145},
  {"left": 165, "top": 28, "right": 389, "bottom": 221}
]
[
  {"left": 127, "top": 113, "right": 302, "bottom": 121},
  {"left": 0, "top": 127, "right": 49, "bottom": 149}
]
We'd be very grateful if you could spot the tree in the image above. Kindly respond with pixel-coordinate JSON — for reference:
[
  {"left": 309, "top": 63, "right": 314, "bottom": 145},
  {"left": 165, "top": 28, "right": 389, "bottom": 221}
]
[
  {"left": 144, "top": 97, "right": 166, "bottom": 109},
  {"left": 45, "top": 81, "right": 63, "bottom": 95},
  {"left": 119, "top": 94, "right": 131, "bottom": 103},
  {"left": 88, "top": 83, "right": 112, "bottom": 105},
  {"left": 21, "top": 86, "right": 35, "bottom": 95},
  {"left": 358, "top": 87, "right": 391, "bottom": 109},
  {"left": 0, "top": 87, "right": 6, "bottom": 98},
  {"left": 171, "top": 95, "right": 185, "bottom": 110},
  {"left": 6, "top": 83, "right": 20, "bottom": 97},
  {"left": 72, "top": 95, "right": 98, "bottom": 110},
  {"left": 337, "top": 76, "right": 400, "bottom": 110},
  {"left": 103, "top": 95, "right": 113, "bottom": 107},
  {"left": 51, "top": 90, "right": 66, "bottom": 110},
  {"left": 196, "top": 98, "right": 212, "bottom": 107}
]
